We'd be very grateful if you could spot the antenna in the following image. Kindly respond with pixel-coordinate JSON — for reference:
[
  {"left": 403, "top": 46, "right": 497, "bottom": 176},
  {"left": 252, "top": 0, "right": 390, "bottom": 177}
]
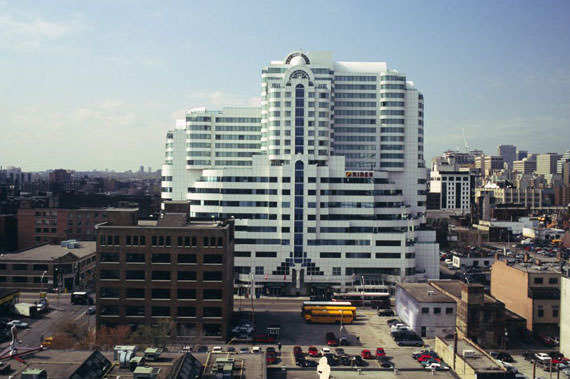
[{"left": 463, "top": 129, "right": 470, "bottom": 152}]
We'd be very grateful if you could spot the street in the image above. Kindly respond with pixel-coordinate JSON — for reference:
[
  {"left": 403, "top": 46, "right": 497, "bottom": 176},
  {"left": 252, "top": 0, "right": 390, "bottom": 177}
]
[{"left": 3, "top": 292, "right": 91, "bottom": 347}]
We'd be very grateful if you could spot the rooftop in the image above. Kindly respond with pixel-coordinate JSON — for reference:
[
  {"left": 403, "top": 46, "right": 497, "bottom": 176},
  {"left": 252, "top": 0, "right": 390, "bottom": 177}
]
[
  {"left": 398, "top": 283, "right": 455, "bottom": 303},
  {"left": 429, "top": 280, "right": 499, "bottom": 304},
  {"left": 0, "top": 241, "right": 95, "bottom": 261},
  {"left": 494, "top": 255, "right": 564, "bottom": 274}
]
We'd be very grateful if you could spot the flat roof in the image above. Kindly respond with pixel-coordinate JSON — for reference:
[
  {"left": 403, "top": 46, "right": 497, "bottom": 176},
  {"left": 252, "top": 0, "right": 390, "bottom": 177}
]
[
  {"left": 398, "top": 283, "right": 455, "bottom": 303},
  {"left": 0, "top": 241, "right": 95, "bottom": 261},
  {"left": 430, "top": 280, "right": 499, "bottom": 304}
]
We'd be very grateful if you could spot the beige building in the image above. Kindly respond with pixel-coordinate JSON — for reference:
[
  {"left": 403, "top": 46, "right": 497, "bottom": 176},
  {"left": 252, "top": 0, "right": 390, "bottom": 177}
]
[
  {"left": 490, "top": 256, "right": 560, "bottom": 336},
  {"left": 0, "top": 241, "right": 96, "bottom": 291}
]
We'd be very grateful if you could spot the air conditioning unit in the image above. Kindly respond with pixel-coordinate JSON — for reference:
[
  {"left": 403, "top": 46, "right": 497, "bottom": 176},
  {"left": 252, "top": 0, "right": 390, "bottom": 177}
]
[{"left": 462, "top": 349, "right": 475, "bottom": 357}]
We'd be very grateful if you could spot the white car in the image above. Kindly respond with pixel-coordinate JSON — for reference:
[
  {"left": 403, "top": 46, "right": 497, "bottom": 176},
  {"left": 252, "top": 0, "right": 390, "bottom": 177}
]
[
  {"left": 212, "top": 346, "right": 223, "bottom": 353},
  {"left": 425, "top": 363, "right": 449, "bottom": 371},
  {"left": 497, "top": 360, "right": 517, "bottom": 373},
  {"left": 535, "top": 353, "right": 552, "bottom": 361},
  {"left": 7, "top": 320, "right": 28, "bottom": 329},
  {"left": 252, "top": 346, "right": 261, "bottom": 354},
  {"left": 320, "top": 347, "right": 331, "bottom": 355}
]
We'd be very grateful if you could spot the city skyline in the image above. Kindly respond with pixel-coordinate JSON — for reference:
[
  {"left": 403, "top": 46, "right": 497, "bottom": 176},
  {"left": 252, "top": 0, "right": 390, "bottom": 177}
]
[{"left": 1, "top": 0, "right": 570, "bottom": 171}]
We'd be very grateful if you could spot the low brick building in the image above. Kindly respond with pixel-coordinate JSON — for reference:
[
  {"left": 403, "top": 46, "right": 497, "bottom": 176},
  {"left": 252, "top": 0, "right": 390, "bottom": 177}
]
[
  {"left": 430, "top": 280, "right": 506, "bottom": 348},
  {"left": 490, "top": 255, "right": 561, "bottom": 337},
  {"left": 95, "top": 203, "right": 234, "bottom": 341},
  {"left": 0, "top": 241, "right": 96, "bottom": 291}
]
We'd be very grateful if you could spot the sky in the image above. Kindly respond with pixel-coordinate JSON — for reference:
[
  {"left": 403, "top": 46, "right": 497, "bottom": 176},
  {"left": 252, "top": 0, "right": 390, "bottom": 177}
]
[{"left": 1, "top": 0, "right": 570, "bottom": 171}]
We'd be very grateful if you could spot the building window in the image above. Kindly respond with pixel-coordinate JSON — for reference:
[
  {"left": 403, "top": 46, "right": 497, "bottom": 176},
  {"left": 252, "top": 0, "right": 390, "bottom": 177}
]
[
  {"left": 255, "top": 266, "right": 264, "bottom": 275},
  {"left": 203, "top": 255, "right": 223, "bottom": 264},
  {"left": 178, "top": 307, "right": 196, "bottom": 317},
  {"left": 152, "top": 288, "right": 170, "bottom": 299},
  {"left": 549, "top": 277, "right": 558, "bottom": 285},
  {"left": 553, "top": 306, "right": 559, "bottom": 318},
  {"left": 534, "top": 277, "right": 543, "bottom": 284},
  {"left": 13, "top": 264, "right": 27, "bottom": 271},
  {"left": 204, "top": 307, "right": 222, "bottom": 317},
  {"left": 177, "top": 271, "right": 196, "bottom": 281},
  {"left": 177, "top": 289, "right": 196, "bottom": 299},
  {"left": 126, "top": 306, "right": 145, "bottom": 316},
  {"left": 152, "top": 271, "right": 171, "bottom": 281},
  {"left": 152, "top": 306, "right": 170, "bottom": 317},
  {"left": 203, "top": 289, "right": 222, "bottom": 300},
  {"left": 177, "top": 254, "right": 197, "bottom": 264},
  {"left": 100, "top": 305, "right": 119, "bottom": 316},
  {"left": 33, "top": 264, "right": 48, "bottom": 271},
  {"left": 537, "top": 305, "right": 544, "bottom": 318},
  {"left": 421, "top": 307, "right": 429, "bottom": 314},
  {"left": 126, "top": 288, "right": 145, "bottom": 298},
  {"left": 100, "top": 253, "right": 119, "bottom": 262},
  {"left": 13, "top": 276, "right": 27, "bottom": 283},
  {"left": 203, "top": 271, "right": 223, "bottom": 281},
  {"left": 204, "top": 324, "right": 222, "bottom": 336},
  {"left": 332, "top": 267, "right": 341, "bottom": 276},
  {"left": 126, "top": 253, "right": 145, "bottom": 263},
  {"left": 100, "top": 270, "right": 120, "bottom": 280},
  {"left": 100, "top": 287, "right": 120, "bottom": 298},
  {"left": 433, "top": 307, "right": 441, "bottom": 314},
  {"left": 151, "top": 254, "right": 171, "bottom": 263},
  {"left": 126, "top": 271, "right": 145, "bottom": 280}
]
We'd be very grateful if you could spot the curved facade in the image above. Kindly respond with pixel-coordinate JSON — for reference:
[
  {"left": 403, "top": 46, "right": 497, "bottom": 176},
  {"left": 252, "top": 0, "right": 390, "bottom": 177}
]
[{"left": 162, "top": 51, "right": 438, "bottom": 295}]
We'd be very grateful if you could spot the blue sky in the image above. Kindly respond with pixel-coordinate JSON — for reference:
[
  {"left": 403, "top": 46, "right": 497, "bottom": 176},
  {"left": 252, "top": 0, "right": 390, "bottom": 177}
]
[{"left": 1, "top": 0, "right": 569, "bottom": 171}]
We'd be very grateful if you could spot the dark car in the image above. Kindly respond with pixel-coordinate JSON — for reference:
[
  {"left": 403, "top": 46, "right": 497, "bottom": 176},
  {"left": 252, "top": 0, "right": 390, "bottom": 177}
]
[
  {"left": 522, "top": 351, "right": 535, "bottom": 361},
  {"left": 490, "top": 352, "right": 514, "bottom": 363},
  {"left": 387, "top": 319, "right": 400, "bottom": 327},
  {"left": 293, "top": 346, "right": 303, "bottom": 357},
  {"left": 378, "top": 309, "right": 395, "bottom": 317},
  {"left": 334, "top": 348, "right": 345, "bottom": 357},
  {"left": 266, "top": 351, "right": 277, "bottom": 364},
  {"left": 353, "top": 355, "right": 368, "bottom": 367},
  {"left": 325, "top": 354, "right": 339, "bottom": 366},
  {"left": 197, "top": 346, "right": 208, "bottom": 353},
  {"left": 339, "top": 355, "right": 352, "bottom": 366},
  {"left": 379, "top": 359, "right": 394, "bottom": 368},
  {"left": 298, "top": 359, "right": 317, "bottom": 368},
  {"left": 326, "top": 332, "right": 338, "bottom": 346}
]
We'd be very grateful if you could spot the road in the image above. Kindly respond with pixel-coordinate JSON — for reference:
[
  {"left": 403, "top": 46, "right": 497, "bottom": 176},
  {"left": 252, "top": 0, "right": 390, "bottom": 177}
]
[{"left": 4, "top": 292, "right": 91, "bottom": 347}]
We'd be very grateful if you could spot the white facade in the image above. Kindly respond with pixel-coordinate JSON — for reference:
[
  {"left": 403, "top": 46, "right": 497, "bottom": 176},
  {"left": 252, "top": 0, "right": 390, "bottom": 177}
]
[
  {"left": 561, "top": 275, "right": 570, "bottom": 358},
  {"left": 395, "top": 283, "right": 456, "bottom": 338},
  {"left": 451, "top": 255, "right": 494, "bottom": 269},
  {"left": 162, "top": 51, "right": 439, "bottom": 295},
  {"left": 429, "top": 170, "right": 471, "bottom": 214}
]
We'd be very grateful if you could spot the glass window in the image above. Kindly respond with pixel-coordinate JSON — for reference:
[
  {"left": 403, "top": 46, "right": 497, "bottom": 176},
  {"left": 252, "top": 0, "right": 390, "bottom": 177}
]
[
  {"left": 203, "top": 289, "right": 222, "bottom": 299},
  {"left": 177, "top": 288, "right": 196, "bottom": 299},
  {"left": 177, "top": 271, "right": 196, "bottom": 281},
  {"left": 126, "top": 288, "right": 145, "bottom": 298},
  {"left": 100, "top": 287, "right": 120, "bottom": 298},
  {"left": 152, "top": 288, "right": 170, "bottom": 299},
  {"left": 152, "top": 271, "right": 171, "bottom": 281},
  {"left": 446, "top": 307, "right": 453, "bottom": 314},
  {"left": 204, "top": 307, "right": 222, "bottom": 317},
  {"left": 177, "top": 254, "right": 197, "bottom": 264},
  {"left": 421, "top": 307, "right": 429, "bottom": 314},
  {"left": 126, "top": 270, "right": 145, "bottom": 280},
  {"left": 203, "top": 271, "right": 223, "bottom": 281},
  {"left": 178, "top": 306, "right": 196, "bottom": 317},
  {"left": 534, "top": 277, "right": 543, "bottom": 284},
  {"left": 152, "top": 306, "right": 170, "bottom": 317},
  {"left": 204, "top": 255, "right": 223, "bottom": 264}
]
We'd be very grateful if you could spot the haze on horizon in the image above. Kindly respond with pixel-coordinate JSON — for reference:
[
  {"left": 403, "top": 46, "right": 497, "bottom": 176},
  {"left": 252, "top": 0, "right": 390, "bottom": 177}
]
[{"left": 1, "top": 0, "right": 569, "bottom": 172}]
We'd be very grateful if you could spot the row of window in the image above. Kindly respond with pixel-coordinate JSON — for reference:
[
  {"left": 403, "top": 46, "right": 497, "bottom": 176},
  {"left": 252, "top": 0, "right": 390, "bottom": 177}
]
[
  {"left": 100, "top": 287, "right": 221, "bottom": 300},
  {"left": 100, "top": 252, "right": 222, "bottom": 264},
  {"left": 100, "top": 270, "right": 223, "bottom": 281},
  {"left": 100, "top": 235, "right": 224, "bottom": 248},
  {"left": 421, "top": 307, "right": 454, "bottom": 314},
  {"left": 100, "top": 305, "right": 223, "bottom": 318}
]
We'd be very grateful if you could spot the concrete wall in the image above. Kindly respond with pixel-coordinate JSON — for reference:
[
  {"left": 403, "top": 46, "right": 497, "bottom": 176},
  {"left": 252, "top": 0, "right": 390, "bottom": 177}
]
[
  {"left": 395, "top": 287, "right": 456, "bottom": 338},
  {"left": 561, "top": 277, "right": 570, "bottom": 357},
  {"left": 491, "top": 260, "right": 531, "bottom": 330},
  {"left": 434, "top": 337, "right": 476, "bottom": 379}
]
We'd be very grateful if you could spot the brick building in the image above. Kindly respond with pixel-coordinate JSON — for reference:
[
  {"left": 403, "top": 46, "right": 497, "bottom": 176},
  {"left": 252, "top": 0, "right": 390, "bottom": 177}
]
[
  {"left": 430, "top": 280, "right": 506, "bottom": 348},
  {"left": 0, "top": 241, "right": 96, "bottom": 292},
  {"left": 490, "top": 255, "right": 561, "bottom": 337},
  {"left": 17, "top": 207, "right": 137, "bottom": 250},
  {"left": 95, "top": 204, "right": 234, "bottom": 341}
]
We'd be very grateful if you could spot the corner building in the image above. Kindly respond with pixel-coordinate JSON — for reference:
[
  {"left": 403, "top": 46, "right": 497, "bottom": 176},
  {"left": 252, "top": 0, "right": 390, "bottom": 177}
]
[{"left": 162, "top": 51, "right": 439, "bottom": 296}]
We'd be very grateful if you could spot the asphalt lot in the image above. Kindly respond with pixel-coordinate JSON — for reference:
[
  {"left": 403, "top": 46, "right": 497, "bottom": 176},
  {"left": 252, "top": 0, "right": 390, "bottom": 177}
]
[{"left": 2, "top": 292, "right": 91, "bottom": 348}]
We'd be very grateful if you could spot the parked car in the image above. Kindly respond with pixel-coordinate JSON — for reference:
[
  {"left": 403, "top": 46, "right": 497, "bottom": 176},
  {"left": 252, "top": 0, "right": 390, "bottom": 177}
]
[
  {"left": 7, "top": 320, "right": 28, "bottom": 329},
  {"left": 361, "top": 349, "right": 374, "bottom": 359},
  {"left": 197, "top": 345, "right": 208, "bottom": 353},
  {"left": 339, "top": 336, "right": 349, "bottom": 346},
  {"left": 425, "top": 362, "right": 449, "bottom": 371},
  {"left": 239, "top": 347, "right": 250, "bottom": 354},
  {"left": 490, "top": 351, "right": 513, "bottom": 362},
  {"left": 308, "top": 346, "right": 319, "bottom": 357},
  {"left": 265, "top": 351, "right": 277, "bottom": 364},
  {"left": 324, "top": 354, "right": 338, "bottom": 366},
  {"left": 293, "top": 346, "right": 303, "bottom": 357},
  {"left": 379, "top": 358, "right": 394, "bottom": 368},
  {"left": 87, "top": 306, "right": 96, "bottom": 315},
  {"left": 378, "top": 308, "right": 395, "bottom": 316},
  {"left": 320, "top": 347, "right": 331, "bottom": 356},
  {"left": 334, "top": 348, "right": 345, "bottom": 357},
  {"left": 251, "top": 346, "right": 262, "bottom": 354},
  {"left": 227, "top": 347, "right": 236, "bottom": 353},
  {"left": 326, "top": 332, "right": 338, "bottom": 346},
  {"left": 296, "top": 359, "right": 317, "bottom": 367},
  {"left": 212, "top": 346, "right": 223, "bottom": 353},
  {"left": 376, "top": 348, "right": 386, "bottom": 358},
  {"left": 386, "top": 319, "right": 400, "bottom": 327},
  {"left": 353, "top": 355, "right": 368, "bottom": 367}
]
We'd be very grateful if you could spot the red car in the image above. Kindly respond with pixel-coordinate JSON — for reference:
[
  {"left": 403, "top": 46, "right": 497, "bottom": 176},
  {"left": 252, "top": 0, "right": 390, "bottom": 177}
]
[
  {"left": 361, "top": 349, "right": 374, "bottom": 359},
  {"left": 376, "top": 348, "right": 386, "bottom": 358},
  {"left": 293, "top": 346, "right": 303, "bottom": 356},
  {"left": 418, "top": 355, "right": 440, "bottom": 363},
  {"left": 254, "top": 334, "right": 276, "bottom": 343},
  {"left": 308, "top": 346, "right": 319, "bottom": 357},
  {"left": 266, "top": 351, "right": 277, "bottom": 364},
  {"left": 326, "top": 332, "right": 338, "bottom": 346}
]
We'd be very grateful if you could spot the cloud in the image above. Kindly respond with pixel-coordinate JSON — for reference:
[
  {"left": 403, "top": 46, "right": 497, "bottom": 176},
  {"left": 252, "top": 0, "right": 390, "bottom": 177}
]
[{"left": 0, "top": 9, "right": 77, "bottom": 50}]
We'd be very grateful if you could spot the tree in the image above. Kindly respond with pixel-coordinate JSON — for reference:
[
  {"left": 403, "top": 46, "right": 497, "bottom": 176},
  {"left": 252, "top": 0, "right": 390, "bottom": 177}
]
[
  {"left": 129, "top": 319, "right": 175, "bottom": 348},
  {"left": 95, "top": 324, "right": 132, "bottom": 350}
]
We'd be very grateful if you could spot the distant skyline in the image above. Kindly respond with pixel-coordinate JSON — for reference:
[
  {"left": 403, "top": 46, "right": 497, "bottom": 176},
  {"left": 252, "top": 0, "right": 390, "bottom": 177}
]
[{"left": 1, "top": 0, "right": 570, "bottom": 171}]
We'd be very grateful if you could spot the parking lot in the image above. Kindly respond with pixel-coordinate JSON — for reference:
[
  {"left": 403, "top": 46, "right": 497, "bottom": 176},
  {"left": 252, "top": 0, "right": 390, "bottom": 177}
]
[{"left": 249, "top": 305, "right": 452, "bottom": 376}]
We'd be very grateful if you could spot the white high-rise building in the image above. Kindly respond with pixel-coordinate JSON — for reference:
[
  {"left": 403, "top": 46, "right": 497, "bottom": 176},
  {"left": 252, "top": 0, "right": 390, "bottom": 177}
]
[{"left": 162, "top": 51, "right": 439, "bottom": 296}]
